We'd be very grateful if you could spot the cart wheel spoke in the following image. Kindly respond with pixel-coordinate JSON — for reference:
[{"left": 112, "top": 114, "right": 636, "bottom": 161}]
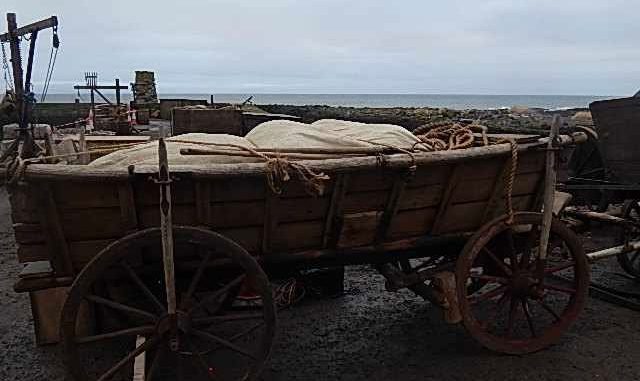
[
  {"left": 180, "top": 251, "right": 213, "bottom": 310},
  {"left": 120, "top": 262, "right": 166, "bottom": 314},
  {"left": 482, "top": 247, "right": 512, "bottom": 276},
  {"left": 468, "top": 284, "right": 507, "bottom": 305},
  {"left": 145, "top": 345, "right": 165, "bottom": 381},
  {"left": 192, "top": 312, "right": 265, "bottom": 327},
  {"left": 469, "top": 274, "right": 509, "bottom": 284},
  {"left": 544, "top": 261, "right": 575, "bottom": 274},
  {"left": 190, "top": 274, "right": 246, "bottom": 315},
  {"left": 522, "top": 300, "right": 536, "bottom": 337},
  {"left": 519, "top": 228, "right": 538, "bottom": 269},
  {"left": 482, "top": 291, "right": 510, "bottom": 330},
  {"left": 175, "top": 349, "right": 185, "bottom": 381},
  {"left": 505, "top": 228, "right": 518, "bottom": 272},
  {"left": 86, "top": 294, "right": 158, "bottom": 322},
  {"left": 536, "top": 299, "right": 561, "bottom": 322},
  {"left": 75, "top": 326, "right": 155, "bottom": 344},
  {"left": 506, "top": 297, "right": 518, "bottom": 338},
  {"left": 97, "top": 335, "right": 159, "bottom": 381},
  {"left": 542, "top": 283, "right": 576, "bottom": 294},
  {"left": 183, "top": 336, "right": 216, "bottom": 380},
  {"left": 192, "top": 329, "right": 257, "bottom": 361},
  {"left": 229, "top": 321, "right": 265, "bottom": 342}
]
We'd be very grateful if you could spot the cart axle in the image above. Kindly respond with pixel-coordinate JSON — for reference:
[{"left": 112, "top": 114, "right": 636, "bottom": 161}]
[{"left": 586, "top": 240, "right": 640, "bottom": 263}]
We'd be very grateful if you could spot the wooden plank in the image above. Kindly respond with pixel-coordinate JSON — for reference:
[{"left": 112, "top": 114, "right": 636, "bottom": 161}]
[
  {"left": 209, "top": 201, "right": 264, "bottom": 228},
  {"left": 17, "top": 244, "right": 48, "bottom": 263},
  {"left": 117, "top": 183, "right": 138, "bottom": 233},
  {"left": 210, "top": 178, "right": 265, "bottom": 202},
  {"left": 37, "top": 185, "right": 73, "bottom": 276},
  {"left": 273, "top": 220, "right": 324, "bottom": 252},
  {"left": 13, "top": 222, "right": 45, "bottom": 244},
  {"left": 387, "top": 207, "right": 438, "bottom": 240},
  {"left": 348, "top": 171, "right": 394, "bottom": 192},
  {"left": 218, "top": 226, "right": 262, "bottom": 254},
  {"left": 481, "top": 158, "right": 513, "bottom": 223},
  {"left": 322, "top": 174, "right": 350, "bottom": 248},
  {"left": 61, "top": 208, "right": 123, "bottom": 241},
  {"left": 9, "top": 185, "right": 38, "bottom": 223},
  {"left": 195, "top": 181, "right": 211, "bottom": 225},
  {"left": 450, "top": 177, "right": 495, "bottom": 204},
  {"left": 375, "top": 171, "right": 410, "bottom": 243},
  {"left": 278, "top": 197, "right": 330, "bottom": 223},
  {"left": 431, "top": 165, "right": 462, "bottom": 234},
  {"left": 337, "top": 212, "right": 379, "bottom": 248},
  {"left": 262, "top": 190, "right": 279, "bottom": 255},
  {"left": 53, "top": 182, "right": 120, "bottom": 209},
  {"left": 398, "top": 184, "right": 444, "bottom": 210},
  {"left": 342, "top": 190, "right": 389, "bottom": 214},
  {"left": 406, "top": 165, "right": 450, "bottom": 188}
]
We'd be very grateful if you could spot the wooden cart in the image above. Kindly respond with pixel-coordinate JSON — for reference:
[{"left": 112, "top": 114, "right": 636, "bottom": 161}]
[
  {"left": 563, "top": 97, "right": 640, "bottom": 278},
  {"left": 6, "top": 129, "right": 589, "bottom": 380}
]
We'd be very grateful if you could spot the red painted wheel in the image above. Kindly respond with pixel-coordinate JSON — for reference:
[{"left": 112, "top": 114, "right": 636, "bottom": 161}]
[
  {"left": 456, "top": 212, "right": 589, "bottom": 354},
  {"left": 618, "top": 200, "right": 640, "bottom": 279},
  {"left": 61, "top": 226, "right": 276, "bottom": 381}
]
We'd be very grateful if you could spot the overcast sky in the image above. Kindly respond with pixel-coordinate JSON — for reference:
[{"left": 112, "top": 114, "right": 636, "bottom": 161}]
[{"left": 1, "top": 0, "right": 638, "bottom": 95}]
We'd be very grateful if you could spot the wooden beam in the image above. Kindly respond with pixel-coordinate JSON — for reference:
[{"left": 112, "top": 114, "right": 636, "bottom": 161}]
[
  {"left": 431, "top": 165, "right": 462, "bottom": 234},
  {"left": 73, "top": 85, "right": 128, "bottom": 90},
  {"left": 375, "top": 170, "right": 410, "bottom": 243},
  {"left": 117, "top": 183, "right": 138, "bottom": 234},
  {"left": 0, "top": 15, "right": 57, "bottom": 42},
  {"left": 37, "top": 184, "right": 73, "bottom": 276},
  {"left": 195, "top": 181, "right": 211, "bottom": 226},
  {"left": 322, "top": 174, "right": 350, "bottom": 248},
  {"left": 262, "top": 190, "right": 279, "bottom": 255},
  {"left": 481, "top": 159, "right": 513, "bottom": 222}
]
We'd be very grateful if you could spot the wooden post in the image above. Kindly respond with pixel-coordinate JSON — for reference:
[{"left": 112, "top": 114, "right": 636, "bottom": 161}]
[
  {"left": 538, "top": 116, "right": 561, "bottom": 265},
  {"left": 157, "top": 139, "right": 177, "bottom": 347},
  {"left": 78, "top": 124, "right": 89, "bottom": 164},
  {"left": 115, "top": 78, "right": 121, "bottom": 107}
]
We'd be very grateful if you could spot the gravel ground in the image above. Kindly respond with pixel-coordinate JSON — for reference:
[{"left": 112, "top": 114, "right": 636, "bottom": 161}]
[{"left": 1, "top": 186, "right": 639, "bottom": 381}]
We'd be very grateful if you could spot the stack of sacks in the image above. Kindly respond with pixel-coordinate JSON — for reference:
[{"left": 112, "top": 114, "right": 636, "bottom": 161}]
[
  {"left": 89, "top": 133, "right": 261, "bottom": 167},
  {"left": 246, "top": 119, "right": 421, "bottom": 151},
  {"left": 89, "top": 119, "right": 422, "bottom": 167}
]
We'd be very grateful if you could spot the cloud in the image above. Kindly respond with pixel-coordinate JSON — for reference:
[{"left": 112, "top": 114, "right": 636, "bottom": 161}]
[{"left": 1, "top": 0, "right": 637, "bottom": 95}]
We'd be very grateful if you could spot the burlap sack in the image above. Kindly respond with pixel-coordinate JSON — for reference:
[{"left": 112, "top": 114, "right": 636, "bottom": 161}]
[
  {"left": 89, "top": 133, "right": 261, "bottom": 167},
  {"left": 246, "top": 119, "right": 420, "bottom": 150}
]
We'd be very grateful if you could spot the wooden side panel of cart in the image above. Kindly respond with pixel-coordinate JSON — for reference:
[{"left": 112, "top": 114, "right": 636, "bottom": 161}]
[{"left": 12, "top": 151, "right": 545, "bottom": 274}]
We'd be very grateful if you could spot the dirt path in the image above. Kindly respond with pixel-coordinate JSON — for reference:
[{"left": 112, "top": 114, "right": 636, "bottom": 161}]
[{"left": 0, "top": 186, "right": 638, "bottom": 380}]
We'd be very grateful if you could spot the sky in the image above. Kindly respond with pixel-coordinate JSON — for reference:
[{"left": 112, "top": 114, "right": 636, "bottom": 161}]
[{"left": 1, "top": 0, "right": 639, "bottom": 95}]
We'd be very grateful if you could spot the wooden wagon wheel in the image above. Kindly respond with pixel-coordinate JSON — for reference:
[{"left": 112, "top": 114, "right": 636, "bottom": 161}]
[
  {"left": 60, "top": 226, "right": 276, "bottom": 381},
  {"left": 456, "top": 212, "right": 589, "bottom": 354},
  {"left": 617, "top": 199, "right": 640, "bottom": 279}
]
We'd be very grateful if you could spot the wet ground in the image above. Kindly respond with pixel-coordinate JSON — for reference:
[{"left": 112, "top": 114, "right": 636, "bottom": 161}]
[{"left": 0, "top": 186, "right": 638, "bottom": 380}]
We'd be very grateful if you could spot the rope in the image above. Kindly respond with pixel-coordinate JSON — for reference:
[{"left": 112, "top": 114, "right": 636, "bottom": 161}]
[
  {"left": 413, "top": 122, "right": 488, "bottom": 151},
  {"left": 171, "top": 139, "right": 330, "bottom": 195},
  {"left": 496, "top": 138, "right": 518, "bottom": 225}
]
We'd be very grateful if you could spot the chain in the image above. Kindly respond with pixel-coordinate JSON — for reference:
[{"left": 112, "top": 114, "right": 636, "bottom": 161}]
[{"left": 1, "top": 41, "right": 14, "bottom": 91}]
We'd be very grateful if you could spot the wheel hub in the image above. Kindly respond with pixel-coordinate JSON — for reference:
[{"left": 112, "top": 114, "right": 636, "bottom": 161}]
[
  {"left": 156, "top": 310, "right": 192, "bottom": 336},
  {"left": 509, "top": 274, "right": 539, "bottom": 298}
]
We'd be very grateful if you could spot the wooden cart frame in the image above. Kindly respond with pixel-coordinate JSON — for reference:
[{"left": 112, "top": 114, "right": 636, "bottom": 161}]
[{"left": 6, "top": 127, "right": 592, "bottom": 380}]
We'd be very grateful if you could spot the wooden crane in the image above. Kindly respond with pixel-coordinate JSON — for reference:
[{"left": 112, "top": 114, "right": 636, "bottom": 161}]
[{"left": 0, "top": 12, "right": 58, "bottom": 158}]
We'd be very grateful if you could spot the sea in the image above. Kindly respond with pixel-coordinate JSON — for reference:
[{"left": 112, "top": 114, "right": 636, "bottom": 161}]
[{"left": 40, "top": 93, "right": 620, "bottom": 110}]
